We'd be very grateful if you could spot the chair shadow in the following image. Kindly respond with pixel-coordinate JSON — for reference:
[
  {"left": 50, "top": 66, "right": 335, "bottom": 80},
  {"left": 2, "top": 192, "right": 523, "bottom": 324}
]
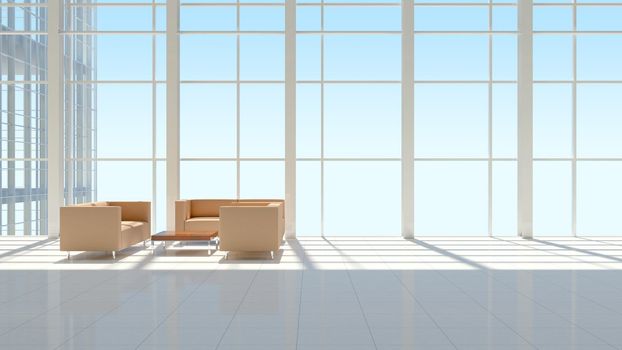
[
  {"left": 532, "top": 238, "right": 622, "bottom": 264},
  {"left": 404, "top": 238, "right": 487, "bottom": 270},
  {"left": 219, "top": 249, "right": 284, "bottom": 264},
  {"left": 0, "top": 238, "right": 58, "bottom": 259}
]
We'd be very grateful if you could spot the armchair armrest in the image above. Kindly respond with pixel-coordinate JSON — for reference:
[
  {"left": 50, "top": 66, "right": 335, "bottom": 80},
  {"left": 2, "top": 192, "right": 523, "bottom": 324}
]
[
  {"left": 175, "top": 200, "right": 190, "bottom": 231},
  {"left": 60, "top": 206, "right": 122, "bottom": 251}
]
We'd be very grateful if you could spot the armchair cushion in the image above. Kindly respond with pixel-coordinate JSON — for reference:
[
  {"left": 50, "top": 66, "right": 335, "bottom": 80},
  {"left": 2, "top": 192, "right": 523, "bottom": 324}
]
[{"left": 185, "top": 217, "right": 219, "bottom": 231}]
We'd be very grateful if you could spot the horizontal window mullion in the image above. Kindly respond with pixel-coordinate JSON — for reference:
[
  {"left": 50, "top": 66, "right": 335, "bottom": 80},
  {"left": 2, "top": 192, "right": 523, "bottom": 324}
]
[
  {"left": 180, "top": 80, "right": 285, "bottom": 84},
  {"left": 181, "top": 2, "right": 284, "bottom": 6},
  {"left": 534, "top": 31, "right": 622, "bottom": 34},
  {"left": 66, "top": 80, "right": 163, "bottom": 84},
  {"left": 297, "top": 80, "right": 401, "bottom": 84},
  {"left": 78, "top": 158, "right": 163, "bottom": 161},
  {"left": 534, "top": 80, "right": 622, "bottom": 84},
  {"left": 414, "top": 80, "right": 517, "bottom": 84},
  {"left": 181, "top": 158, "right": 285, "bottom": 161},
  {"left": 0, "top": 31, "right": 47, "bottom": 35},
  {"left": 415, "top": 158, "right": 517, "bottom": 161},
  {"left": 533, "top": 2, "right": 622, "bottom": 6},
  {"left": 62, "top": 31, "right": 165, "bottom": 35},
  {"left": 414, "top": 31, "right": 517, "bottom": 34},
  {"left": 66, "top": 2, "right": 165, "bottom": 7}
]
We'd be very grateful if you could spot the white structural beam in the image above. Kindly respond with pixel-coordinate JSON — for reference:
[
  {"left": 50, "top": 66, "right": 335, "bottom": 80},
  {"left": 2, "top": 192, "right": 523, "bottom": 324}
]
[
  {"left": 47, "top": 0, "right": 63, "bottom": 238},
  {"left": 402, "top": 0, "right": 415, "bottom": 238},
  {"left": 166, "top": 0, "right": 180, "bottom": 230},
  {"left": 285, "top": 0, "right": 296, "bottom": 238},
  {"left": 518, "top": 0, "right": 533, "bottom": 239}
]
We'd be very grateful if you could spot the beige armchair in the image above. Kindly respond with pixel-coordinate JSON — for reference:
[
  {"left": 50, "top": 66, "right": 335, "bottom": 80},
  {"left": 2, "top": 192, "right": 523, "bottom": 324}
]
[
  {"left": 60, "top": 201, "right": 151, "bottom": 259},
  {"left": 219, "top": 202, "right": 285, "bottom": 258},
  {"left": 175, "top": 199, "right": 284, "bottom": 233}
]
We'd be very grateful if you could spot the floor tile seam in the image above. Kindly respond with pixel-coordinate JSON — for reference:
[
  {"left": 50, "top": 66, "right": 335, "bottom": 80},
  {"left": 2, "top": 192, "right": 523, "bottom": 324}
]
[
  {"left": 212, "top": 267, "right": 262, "bottom": 350},
  {"left": 452, "top": 253, "right": 622, "bottom": 350},
  {"left": 130, "top": 268, "right": 222, "bottom": 350},
  {"left": 0, "top": 269, "right": 72, "bottom": 310},
  {"left": 494, "top": 239, "right": 622, "bottom": 316},
  {"left": 295, "top": 268, "right": 304, "bottom": 350},
  {"left": 343, "top": 246, "right": 406, "bottom": 350},
  {"left": 0, "top": 270, "right": 142, "bottom": 348},
  {"left": 0, "top": 269, "right": 130, "bottom": 342},
  {"left": 51, "top": 271, "right": 178, "bottom": 350},
  {"left": 429, "top": 268, "right": 544, "bottom": 349},
  {"left": 343, "top": 268, "right": 380, "bottom": 350},
  {"left": 387, "top": 269, "right": 460, "bottom": 350}
]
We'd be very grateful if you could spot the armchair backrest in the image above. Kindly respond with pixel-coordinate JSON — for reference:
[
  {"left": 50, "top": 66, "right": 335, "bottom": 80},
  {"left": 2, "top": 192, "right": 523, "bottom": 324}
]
[{"left": 190, "top": 199, "right": 234, "bottom": 218}]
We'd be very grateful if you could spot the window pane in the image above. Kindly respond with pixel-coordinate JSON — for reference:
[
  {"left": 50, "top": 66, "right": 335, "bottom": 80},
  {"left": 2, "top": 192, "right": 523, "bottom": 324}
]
[
  {"left": 324, "top": 35, "right": 401, "bottom": 81},
  {"left": 493, "top": 84, "right": 517, "bottom": 158},
  {"left": 577, "top": 84, "right": 622, "bottom": 157},
  {"left": 492, "top": 161, "right": 517, "bottom": 236},
  {"left": 493, "top": 35, "right": 517, "bottom": 81},
  {"left": 533, "top": 84, "right": 572, "bottom": 158},
  {"left": 415, "top": 84, "right": 488, "bottom": 157},
  {"left": 296, "top": 35, "right": 321, "bottom": 81},
  {"left": 240, "top": 7, "right": 285, "bottom": 31},
  {"left": 181, "top": 161, "right": 237, "bottom": 198},
  {"left": 97, "top": 161, "right": 152, "bottom": 201},
  {"left": 324, "top": 6, "right": 401, "bottom": 31},
  {"left": 414, "top": 6, "right": 488, "bottom": 31},
  {"left": 533, "top": 35, "right": 572, "bottom": 81},
  {"left": 240, "top": 84, "right": 285, "bottom": 157},
  {"left": 492, "top": 6, "right": 517, "bottom": 31},
  {"left": 324, "top": 161, "right": 400, "bottom": 235},
  {"left": 415, "top": 161, "right": 488, "bottom": 235},
  {"left": 96, "top": 84, "right": 152, "bottom": 158},
  {"left": 240, "top": 35, "right": 285, "bottom": 80},
  {"left": 93, "top": 35, "right": 152, "bottom": 81},
  {"left": 79, "top": 6, "right": 153, "bottom": 31},
  {"left": 296, "top": 6, "right": 321, "bottom": 31},
  {"left": 415, "top": 35, "right": 488, "bottom": 81},
  {"left": 577, "top": 7, "right": 622, "bottom": 31},
  {"left": 533, "top": 6, "right": 573, "bottom": 31},
  {"left": 577, "top": 161, "right": 622, "bottom": 235},
  {"left": 297, "top": 161, "right": 321, "bottom": 235},
  {"left": 181, "top": 35, "right": 237, "bottom": 81},
  {"left": 156, "top": 161, "right": 166, "bottom": 232},
  {"left": 324, "top": 84, "right": 401, "bottom": 158},
  {"left": 180, "top": 6, "right": 236, "bottom": 31},
  {"left": 534, "top": 161, "right": 572, "bottom": 235},
  {"left": 296, "top": 84, "right": 321, "bottom": 158},
  {"left": 577, "top": 36, "right": 622, "bottom": 81},
  {"left": 181, "top": 84, "right": 237, "bottom": 158},
  {"left": 240, "top": 161, "right": 285, "bottom": 198}
]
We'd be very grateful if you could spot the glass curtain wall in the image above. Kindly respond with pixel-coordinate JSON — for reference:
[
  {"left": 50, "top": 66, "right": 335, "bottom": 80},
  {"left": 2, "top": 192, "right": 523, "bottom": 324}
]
[
  {"left": 62, "top": 0, "right": 167, "bottom": 232},
  {"left": 296, "top": 0, "right": 402, "bottom": 236},
  {"left": 533, "top": 0, "right": 622, "bottom": 236},
  {"left": 413, "top": 0, "right": 518, "bottom": 235},
  {"left": 0, "top": 0, "right": 48, "bottom": 236},
  {"left": 179, "top": 0, "right": 286, "bottom": 201}
]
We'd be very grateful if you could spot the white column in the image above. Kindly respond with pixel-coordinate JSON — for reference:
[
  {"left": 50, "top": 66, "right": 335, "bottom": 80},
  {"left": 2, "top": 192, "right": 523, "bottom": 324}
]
[
  {"left": 285, "top": 0, "right": 296, "bottom": 238},
  {"left": 518, "top": 0, "right": 533, "bottom": 239},
  {"left": 167, "top": 0, "right": 180, "bottom": 230},
  {"left": 402, "top": 0, "right": 414, "bottom": 238},
  {"left": 47, "top": 0, "right": 63, "bottom": 238}
]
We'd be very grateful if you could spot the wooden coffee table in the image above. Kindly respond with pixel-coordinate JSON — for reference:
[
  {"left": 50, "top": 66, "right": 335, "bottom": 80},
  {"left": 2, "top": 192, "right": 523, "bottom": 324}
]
[{"left": 151, "top": 230, "right": 219, "bottom": 253}]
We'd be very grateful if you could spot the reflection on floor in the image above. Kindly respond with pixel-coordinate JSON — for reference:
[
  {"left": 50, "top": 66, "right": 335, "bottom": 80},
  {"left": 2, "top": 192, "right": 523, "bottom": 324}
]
[{"left": 1, "top": 236, "right": 622, "bottom": 349}]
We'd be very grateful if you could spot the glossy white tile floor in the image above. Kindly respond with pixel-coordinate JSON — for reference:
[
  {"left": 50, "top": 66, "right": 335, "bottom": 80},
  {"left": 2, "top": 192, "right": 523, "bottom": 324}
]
[{"left": 1, "top": 237, "right": 622, "bottom": 349}]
